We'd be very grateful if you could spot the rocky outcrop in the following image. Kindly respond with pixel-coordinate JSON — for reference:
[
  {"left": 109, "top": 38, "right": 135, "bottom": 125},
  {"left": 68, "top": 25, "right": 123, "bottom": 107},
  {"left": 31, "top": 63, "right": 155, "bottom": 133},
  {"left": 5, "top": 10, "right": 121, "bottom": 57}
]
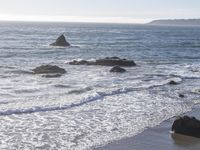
[
  {"left": 110, "top": 66, "right": 126, "bottom": 73},
  {"left": 68, "top": 57, "right": 136, "bottom": 67},
  {"left": 33, "top": 65, "right": 66, "bottom": 75},
  {"left": 172, "top": 116, "right": 200, "bottom": 138},
  {"left": 50, "top": 35, "right": 70, "bottom": 47}
]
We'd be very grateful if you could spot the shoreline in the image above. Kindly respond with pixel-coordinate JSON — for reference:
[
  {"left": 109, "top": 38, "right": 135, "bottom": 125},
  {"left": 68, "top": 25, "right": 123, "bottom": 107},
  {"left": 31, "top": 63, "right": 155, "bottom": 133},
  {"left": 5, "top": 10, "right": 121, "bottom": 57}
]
[{"left": 95, "top": 106, "right": 200, "bottom": 150}]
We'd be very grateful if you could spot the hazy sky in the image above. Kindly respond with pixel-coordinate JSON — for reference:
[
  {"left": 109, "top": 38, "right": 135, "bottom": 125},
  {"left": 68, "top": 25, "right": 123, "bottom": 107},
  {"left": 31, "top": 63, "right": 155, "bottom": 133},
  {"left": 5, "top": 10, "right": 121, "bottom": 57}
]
[{"left": 0, "top": 0, "right": 199, "bottom": 23}]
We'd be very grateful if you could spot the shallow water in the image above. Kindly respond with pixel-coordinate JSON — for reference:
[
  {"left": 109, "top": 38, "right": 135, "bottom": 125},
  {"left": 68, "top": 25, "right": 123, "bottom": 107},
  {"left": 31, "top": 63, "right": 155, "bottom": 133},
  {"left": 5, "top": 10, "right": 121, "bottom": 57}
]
[
  {"left": 0, "top": 22, "right": 200, "bottom": 149},
  {"left": 96, "top": 106, "right": 200, "bottom": 150}
]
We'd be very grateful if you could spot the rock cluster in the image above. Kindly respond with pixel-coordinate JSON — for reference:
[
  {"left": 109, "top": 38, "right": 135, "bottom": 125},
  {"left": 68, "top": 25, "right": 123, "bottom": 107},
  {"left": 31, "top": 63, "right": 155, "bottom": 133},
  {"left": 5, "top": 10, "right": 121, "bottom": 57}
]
[{"left": 68, "top": 57, "right": 136, "bottom": 67}]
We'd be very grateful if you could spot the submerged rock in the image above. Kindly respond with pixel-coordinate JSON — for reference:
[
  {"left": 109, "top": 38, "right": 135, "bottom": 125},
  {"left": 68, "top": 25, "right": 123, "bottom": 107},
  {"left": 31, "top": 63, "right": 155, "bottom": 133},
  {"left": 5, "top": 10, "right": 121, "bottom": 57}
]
[
  {"left": 68, "top": 57, "right": 136, "bottom": 67},
  {"left": 42, "top": 74, "right": 63, "bottom": 78},
  {"left": 33, "top": 65, "right": 66, "bottom": 74},
  {"left": 110, "top": 66, "right": 126, "bottom": 73},
  {"left": 68, "top": 87, "right": 92, "bottom": 94},
  {"left": 172, "top": 116, "right": 200, "bottom": 138},
  {"left": 168, "top": 80, "right": 179, "bottom": 85},
  {"left": 50, "top": 35, "right": 70, "bottom": 47}
]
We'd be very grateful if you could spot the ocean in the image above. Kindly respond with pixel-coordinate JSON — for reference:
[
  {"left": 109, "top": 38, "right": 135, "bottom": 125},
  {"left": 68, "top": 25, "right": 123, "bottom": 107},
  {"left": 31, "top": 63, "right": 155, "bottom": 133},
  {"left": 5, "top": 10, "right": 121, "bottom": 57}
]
[{"left": 0, "top": 22, "right": 200, "bottom": 149}]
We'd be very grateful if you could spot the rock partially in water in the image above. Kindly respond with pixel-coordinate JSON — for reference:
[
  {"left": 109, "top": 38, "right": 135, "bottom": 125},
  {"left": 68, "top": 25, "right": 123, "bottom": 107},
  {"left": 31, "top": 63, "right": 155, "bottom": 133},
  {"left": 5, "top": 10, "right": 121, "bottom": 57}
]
[
  {"left": 69, "top": 60, "right": 90, "bottom": 65},
  {"left": 179, "top": 94, "right": 185, "bottom": 98},
  {"left": 69, "top": 57, "right": 136, "bottom": 67},
  {"left": 33, "top": 65, "right": 66, "bottom": 74},
  {"left": 95, "top": 57, "right": 136, "bottom": 66},
  {"left": 172, "top": 116, "right": 200, "bottom": 138},
  {"left": 110, "top": 66, "right": 126, "bottom": 73},
  {"left": 50, "top": 35, "right": 70, "bottom": 47},
  {"left": 168, "top": 80, "right": 179, "bottom": 85}
]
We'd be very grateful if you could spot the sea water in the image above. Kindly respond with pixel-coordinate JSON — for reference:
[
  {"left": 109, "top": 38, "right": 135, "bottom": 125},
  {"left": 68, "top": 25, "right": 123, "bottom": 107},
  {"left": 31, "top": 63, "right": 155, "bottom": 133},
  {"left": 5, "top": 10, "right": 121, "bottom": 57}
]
[{"left": 0, "top": 22, "right": 200, "bottom": 149}]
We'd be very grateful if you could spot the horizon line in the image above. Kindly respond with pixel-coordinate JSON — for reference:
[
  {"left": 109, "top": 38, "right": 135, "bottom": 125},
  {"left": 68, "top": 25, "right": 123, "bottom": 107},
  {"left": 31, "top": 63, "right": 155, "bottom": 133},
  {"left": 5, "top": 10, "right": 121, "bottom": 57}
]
[
  {"left": 0, "top": 14, "right": 151, "bottom": 24},
  {"left": 0, "top": 19, "right": 145, "bottom": 24},
  {"left": 0, "top": 20, "right": 147, "bottom": 25},
  {"left": 0, "top": 15, "right": 199, "bottom": 24}
]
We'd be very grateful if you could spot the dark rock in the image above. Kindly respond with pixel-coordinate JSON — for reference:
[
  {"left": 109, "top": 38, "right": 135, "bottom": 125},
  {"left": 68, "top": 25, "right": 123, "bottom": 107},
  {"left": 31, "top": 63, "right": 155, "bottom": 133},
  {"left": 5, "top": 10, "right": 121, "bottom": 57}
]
[
  {"left": 179, "top": 94, "right": 185, "bottom": 98},
  {"left": 50, "top": 35, "right": 70, "bottom": 47},
  {"left": 110, "top": 66, "right": 126, "bottom": 73},
  {"left": 168, "top": 80, "right": 179, "bottom": 85},
  {"left": 33, "top": 65, "right": 66, "bottom": 74},
  {"left": 105, "top": 57, "right": 120, "bottom": 59},
  {"left": 95, "top": 57, "right": 135, "bottom": 66},
  {"left": 68, "top": 57, "right": 136, "bottom": 67},
  {"left": 172, "top": 116, "right": 200, "bottom": 138},
  {"left": 68, "top": 60, "right": 89, "bottom": 65}
]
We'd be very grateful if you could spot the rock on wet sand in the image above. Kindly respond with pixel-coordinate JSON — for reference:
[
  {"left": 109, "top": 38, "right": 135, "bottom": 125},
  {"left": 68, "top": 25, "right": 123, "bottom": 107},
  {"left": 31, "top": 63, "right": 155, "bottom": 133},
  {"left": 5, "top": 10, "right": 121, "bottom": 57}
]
[{"left": 172, "top": 116, "right": 200, "bottom": 138}]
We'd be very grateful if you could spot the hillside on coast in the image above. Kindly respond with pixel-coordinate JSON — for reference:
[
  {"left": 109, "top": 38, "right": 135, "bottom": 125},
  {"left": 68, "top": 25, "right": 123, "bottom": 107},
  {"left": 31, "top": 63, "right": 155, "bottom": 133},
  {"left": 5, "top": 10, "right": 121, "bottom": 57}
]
[{"left": 148, "top": 19, "right": 200, "bottom": 26}]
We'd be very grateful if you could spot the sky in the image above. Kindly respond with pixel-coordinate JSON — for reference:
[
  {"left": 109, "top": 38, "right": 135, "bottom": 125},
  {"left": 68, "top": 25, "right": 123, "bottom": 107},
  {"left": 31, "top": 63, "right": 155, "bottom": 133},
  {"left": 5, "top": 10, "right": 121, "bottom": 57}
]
[{"left": 0, "top": 0, "right": 199, "bottom": 23}]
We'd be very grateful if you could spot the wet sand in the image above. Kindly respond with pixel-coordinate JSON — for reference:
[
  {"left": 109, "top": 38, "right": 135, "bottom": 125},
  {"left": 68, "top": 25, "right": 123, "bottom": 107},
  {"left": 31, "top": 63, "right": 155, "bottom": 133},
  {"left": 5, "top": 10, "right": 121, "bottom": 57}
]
[{"left": 95, "top": 107, "right": 200, "bottom": 150}]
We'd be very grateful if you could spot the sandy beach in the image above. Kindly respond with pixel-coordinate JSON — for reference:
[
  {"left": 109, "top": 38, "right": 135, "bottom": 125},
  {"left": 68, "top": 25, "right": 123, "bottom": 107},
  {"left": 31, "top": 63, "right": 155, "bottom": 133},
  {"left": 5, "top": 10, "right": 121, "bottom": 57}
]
[{"left": 96, "top": 106, "right": 200, "bottom": 150}]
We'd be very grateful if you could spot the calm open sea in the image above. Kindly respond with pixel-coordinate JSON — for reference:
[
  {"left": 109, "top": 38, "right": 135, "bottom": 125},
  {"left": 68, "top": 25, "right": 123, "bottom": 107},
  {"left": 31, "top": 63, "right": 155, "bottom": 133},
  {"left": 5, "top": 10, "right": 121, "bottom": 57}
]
[{"left": 0, "top": 22, "right": 200, "bottom": 149}]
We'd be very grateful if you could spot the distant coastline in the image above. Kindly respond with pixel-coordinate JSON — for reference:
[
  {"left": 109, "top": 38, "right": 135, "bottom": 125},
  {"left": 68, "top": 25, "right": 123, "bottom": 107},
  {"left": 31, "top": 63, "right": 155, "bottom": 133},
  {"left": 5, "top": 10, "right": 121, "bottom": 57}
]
[
  {"left": 1, "top": 19, "right": 200, "bottom": 26},
  {"left": 147, "top": 19, "right": 200, "bottom": 26}
]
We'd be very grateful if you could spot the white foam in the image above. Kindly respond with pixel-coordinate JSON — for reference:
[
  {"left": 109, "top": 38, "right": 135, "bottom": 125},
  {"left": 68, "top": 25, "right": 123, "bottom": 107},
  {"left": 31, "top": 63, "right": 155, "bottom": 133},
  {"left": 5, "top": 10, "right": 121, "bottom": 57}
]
[
  {"left": 0, "top": 77, "right": 184, "bottom": 116},
  {"left": 0, "top": 90, "right": 193, "bottom": 150}
]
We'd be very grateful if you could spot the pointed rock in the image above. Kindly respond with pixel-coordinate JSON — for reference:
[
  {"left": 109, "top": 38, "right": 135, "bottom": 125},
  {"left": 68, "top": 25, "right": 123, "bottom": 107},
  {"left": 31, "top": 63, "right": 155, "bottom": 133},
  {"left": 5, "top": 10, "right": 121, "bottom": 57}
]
[{"left": 50, "top": 35, "right": 70, "bottom": 47}]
